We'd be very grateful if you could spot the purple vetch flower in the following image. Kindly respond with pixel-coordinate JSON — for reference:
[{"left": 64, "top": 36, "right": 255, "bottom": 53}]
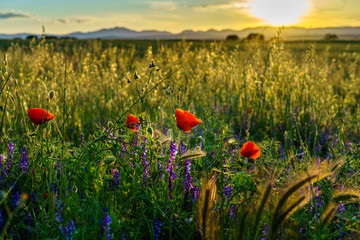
[
  {"left": 26, "top": 213, "right": 33, "bottom": 228},
  {"left": 112, "top": 169, "right": 120, "bottom": 189},
  {"left": 154, "top": 218, "right": 162, "bottom": 240},
  {"left": 8, "top": 142, "right": 14, "bottom": 154},
  {"left": 184, "top": 158, "right": 194, "bottom": 207},
  {"left": 166, "top": 141, "right": 178, "bottom": 200},
  {"left": 0, "top": 153, "right": 4, "bottom": 179},
  {"left": 229, "top": 205, "right": 236, "bottom": 219},
  {"left": 192, "top": 186, "right": 199, "bottom": 202},
  {"left": 224, "top": 185, "right": 232, "bottom": 203},
  {"left": 0, "top": 208, "right": 3, "bottom": 228},
  {"left": 102, "top": 210, "right": 112, "bottom": 240},
  {"left": 60, "top": 220, "right": 77, "bottom": 240},
  {"left": 32, "top": 192, "right": 38, "bottom": 203},
  {"left": 121, "top": 142, "right": 127, "bottom": 158},
  {"left": 12, "top": 191, "right": 21, "bottom": 208},
  {"left": 141, "top": 137, "right": 150, "bottom": 185},
  {"left": 310, "top": 186, "right": 321, "bottom": 217},
  {"left": 162, "top": 125, "right": 168, "bottom": 136},
  {"left": 7, "top": 142, "right": 15, "bottom": 171},
  {"left": 157, "top": 159, "right": 164, "bottom": 180},
  {"left": 56, "top": 201, "right": 63, "bottom": 223},
  {"left": 180, "top": 140, "right": 186, "bottom": 155},
  {"left": 279, "top": 142, "right": 285, "bottom": 159},
  {"left": 261, "top": 223, "right": 269, "bottom": 240},
  {"left": 338, "top": 202, "right": 345, "bottom": 213}
]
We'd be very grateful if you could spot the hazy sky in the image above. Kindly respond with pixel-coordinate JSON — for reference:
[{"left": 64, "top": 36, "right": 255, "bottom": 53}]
[{"left": 1, "top": 0, "right": 359, "bottom": 34}]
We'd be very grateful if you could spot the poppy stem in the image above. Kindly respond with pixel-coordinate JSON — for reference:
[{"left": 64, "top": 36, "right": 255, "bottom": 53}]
[
  {"left": 111, "top": 66, "right": 182, "bottom": 130},
  {"left": 187, "top": 133, "right": 191, "bottom": 150}
]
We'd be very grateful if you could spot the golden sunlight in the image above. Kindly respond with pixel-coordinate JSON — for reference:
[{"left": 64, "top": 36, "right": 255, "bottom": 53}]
[{"left": 250, "top": 0, "right": 310, "bottom": 26}]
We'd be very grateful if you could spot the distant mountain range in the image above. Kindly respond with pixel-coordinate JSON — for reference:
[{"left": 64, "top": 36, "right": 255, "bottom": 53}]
[{"left": 1, "top": 26, "right": 360, "bottom": 40}]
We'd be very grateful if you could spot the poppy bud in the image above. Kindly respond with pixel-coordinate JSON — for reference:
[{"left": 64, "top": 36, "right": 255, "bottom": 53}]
[
  {"left": 103, "top": 156, "right": 115, "bottom": 165},
  {"left": 149, "top": 61, "right": 155, "bottom": 68},
  {"left": 49, "top": 90, "right": 55, "bottom": 99}
]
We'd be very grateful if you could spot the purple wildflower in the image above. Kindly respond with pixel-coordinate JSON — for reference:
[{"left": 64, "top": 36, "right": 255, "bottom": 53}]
[
  {"left": 261, "top": 223, "right": 269, "bottom": 240},
  {"left": 154, "top": 218, "right": 162, "bottom": 240},
  {"left": 338, "top": 202, "right": 345, "bottom": 213},
  {"left": 56, "top": 202, "right": 63, "bottom": 223},
  {"left": 60, "top": 220, "right": 77, "bottom": 240},
  {"left": 0, "top": 209, "right": 3, "bottom": 228},
  {"left": 102, "top": 210, "right": 112, "bottom": 240},
  {"left": 180, "top": 140, "right": 186, "bottom": 155},
  {"left": 7, "top": 142, "right": 14, "bottom": 172},
  {"left": 0, "top": 153, "right": 4, "bottom": 179},
  {"left": 166, "top": 141, "right": 178, "bottom": 200},
  {"left": 224, "top": 185, "right": 232, "bottom": 203},
  {"left": 12, "top": 192, "right": 21, "bottom": 208},
  {"left": 157, "top": 153, "right": 164, "bottom": 180},
  {"left": 184, "top": 158, "right": 194, "bottom": 207},
  {"left": 229, "top": 205, "right": 236, "bottom": 219},
  {"left": 20, "top": 147, "right": 29, "bottom": 174},
  {"left": 192, "top": 186, "right": 199, "bottom": 202},
  {"left": 112, "top": 169, "right": 120, "bottom": 189},
  {"left": 141, "top": 137, "right": 150, "bottom": 185},
  {"left": 279, "top": 142, "right": 285, "bottom": 159},
  {"left": 121, "top": 142, "right": 127, "bottom": 158},
  {"left": 8, "top": 142, "right": 14, "bottom": 154}
]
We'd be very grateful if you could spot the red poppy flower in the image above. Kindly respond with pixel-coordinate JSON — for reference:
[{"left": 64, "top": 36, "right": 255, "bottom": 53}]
[
  {"left": 240, "top": 141, "right": 260, "bottom": 159},
  {"left": 28, "top": 108, "right": 55, "bottom": 126},
  {"left": 126, "top": 114, "right": 140, "bottom": 131},
  {"left": 176, "top": 109, "right": 202, "bottom": 133}
]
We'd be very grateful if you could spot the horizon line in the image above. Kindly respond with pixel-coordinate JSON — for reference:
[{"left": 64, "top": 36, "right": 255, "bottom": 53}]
[{"left": 1, "top": 25, "right": 360, "bottom": 36}]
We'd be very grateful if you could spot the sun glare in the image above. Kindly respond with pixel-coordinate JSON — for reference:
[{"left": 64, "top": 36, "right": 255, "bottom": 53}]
[{"left": 250, "top": 0, "right": 310, "bottom": 26}]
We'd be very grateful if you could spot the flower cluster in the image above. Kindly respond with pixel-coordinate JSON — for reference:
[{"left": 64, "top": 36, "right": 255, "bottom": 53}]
[
  {"left": 20, "top": 147, "right": 29, "bottom": 174},
  {"left": 102, "top": 210, "right": 112, "bottom": 240},
  {"left": 166, "top": 141, "right": 178, "bottom": 200}
]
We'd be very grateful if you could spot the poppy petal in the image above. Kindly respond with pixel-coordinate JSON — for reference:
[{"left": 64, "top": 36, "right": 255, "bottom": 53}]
[
  {"left": 126, "top": 114, "right": 140, "bottom": 131},
  {"left": 240, "top": 141, "right": 260, "bottom": 159},
  {"left": 184, "top": 111, "right": 202, "bottom": 128},
  {"left": 176, "top": 109, "right": 191, "bottom": 132},
  {"left": 28, "top": 108, "right": 55, "bottom": 126}
]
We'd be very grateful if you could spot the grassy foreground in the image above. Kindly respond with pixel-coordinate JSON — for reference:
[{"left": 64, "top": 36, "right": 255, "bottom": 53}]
[{"left": 0, "top": 38, "right": 360, "bottom": 239}]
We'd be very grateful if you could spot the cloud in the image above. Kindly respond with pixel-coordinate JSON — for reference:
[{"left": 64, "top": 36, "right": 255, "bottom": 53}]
[
  {"left": 0, "top": 11, "right": 32, "bottom": 19},
  {"left": 193, "top": 2, "right": 250, "bottom": 11},
  {"left": 54, "top": 18, "right": 92, "bottom": 24}
]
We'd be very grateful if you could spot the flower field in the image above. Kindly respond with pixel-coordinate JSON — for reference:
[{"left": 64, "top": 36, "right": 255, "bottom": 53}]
[{"left": 0, "top": 38, "right": 360, "bottom": 239}]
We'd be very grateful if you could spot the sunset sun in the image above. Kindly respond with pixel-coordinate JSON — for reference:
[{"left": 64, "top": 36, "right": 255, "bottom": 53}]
[{"left": 250, "top": 0, "right": 311, "bottom": 26}]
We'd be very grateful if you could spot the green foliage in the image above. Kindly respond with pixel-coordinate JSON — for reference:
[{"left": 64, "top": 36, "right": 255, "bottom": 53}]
[{"left": 0, "top": 38, "right": 359, "bottom": 239}]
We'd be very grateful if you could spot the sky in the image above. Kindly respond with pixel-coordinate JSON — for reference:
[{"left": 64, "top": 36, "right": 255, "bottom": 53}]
[{"left": 1, "top": 0, "right": 360, "bottom": 34}]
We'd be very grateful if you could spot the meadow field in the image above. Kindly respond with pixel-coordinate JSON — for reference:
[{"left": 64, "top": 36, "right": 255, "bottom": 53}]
[{"left": 0, "top": 38, "right": 359, "bottom": 239}]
